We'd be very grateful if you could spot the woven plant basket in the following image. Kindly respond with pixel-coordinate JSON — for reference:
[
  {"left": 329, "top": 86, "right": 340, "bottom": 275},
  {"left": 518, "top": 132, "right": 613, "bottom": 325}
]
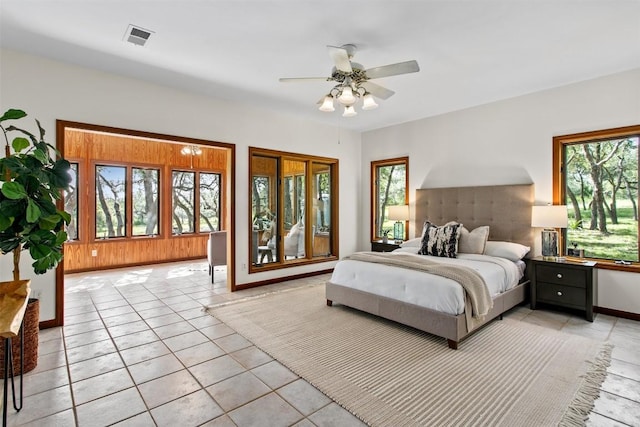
[{"left": 0, "top": 298, "right": 39, "bottom": 378}]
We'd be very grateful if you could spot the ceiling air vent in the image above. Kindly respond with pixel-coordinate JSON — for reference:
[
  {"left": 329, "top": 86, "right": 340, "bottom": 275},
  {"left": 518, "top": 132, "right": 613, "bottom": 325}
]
[{"left": 124, "top": 25, "right": 153, "bottom": 46}]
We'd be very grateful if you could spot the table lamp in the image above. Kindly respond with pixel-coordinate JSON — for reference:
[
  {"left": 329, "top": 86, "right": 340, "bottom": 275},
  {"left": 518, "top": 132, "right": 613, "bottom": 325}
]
[
  {"left": 531, "top": 205, "right": 568, "bottom": 260},
  {"left": 388, "top": 205, "right": 409, "bottom": 242}
]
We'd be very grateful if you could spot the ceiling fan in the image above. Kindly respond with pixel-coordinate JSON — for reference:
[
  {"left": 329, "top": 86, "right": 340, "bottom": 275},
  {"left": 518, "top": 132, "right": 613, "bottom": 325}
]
[{"left": 279, "top": 44, "right": 420, "bottom": 117}]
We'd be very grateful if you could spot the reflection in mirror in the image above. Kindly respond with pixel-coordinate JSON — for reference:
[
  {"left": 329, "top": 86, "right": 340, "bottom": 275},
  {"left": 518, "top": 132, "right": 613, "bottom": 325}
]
[
  {"left": 249, "top": 147, "right": 338, "bottom": 272},
  {"left": 312, "top": 163, "right": 332, "bottom": 258},
  {"left": 283, "top": 160, "right": 306, "bottom": 262},
  {"left": 252, "top": 155, "right": 279, "bottom": 266}
]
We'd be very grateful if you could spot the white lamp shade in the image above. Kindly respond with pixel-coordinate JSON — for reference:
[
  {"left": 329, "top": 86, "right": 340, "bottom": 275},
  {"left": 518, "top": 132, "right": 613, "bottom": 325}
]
[
  {"left": 388, "top": 205, "right": 410, "bottom": 221},
  {"left": 342, "top": 105, "right": 357, "bottom": 117},
  {"left": 319, "top": 95, "right": 335, "bottom": 112},
  {"left": 362, "top": 93, "right": 378, "bottom": 110},
  {"left": 531, "top": 205, "right": 568, "bottom": 228},
  {"left": 338, "top": 86, "right": 356, "bottom": 105}
]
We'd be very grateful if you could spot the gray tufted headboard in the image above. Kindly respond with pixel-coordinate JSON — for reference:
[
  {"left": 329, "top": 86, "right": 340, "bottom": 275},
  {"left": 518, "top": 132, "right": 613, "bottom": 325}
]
[{"left": 415, "top": 184, "right": 535, "bottom": 252}]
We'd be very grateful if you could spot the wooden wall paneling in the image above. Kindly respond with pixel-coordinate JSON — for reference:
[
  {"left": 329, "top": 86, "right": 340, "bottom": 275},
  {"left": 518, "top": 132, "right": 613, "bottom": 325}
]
[{"left": 62, "top": 127, "right": 229, "bottom": 273}]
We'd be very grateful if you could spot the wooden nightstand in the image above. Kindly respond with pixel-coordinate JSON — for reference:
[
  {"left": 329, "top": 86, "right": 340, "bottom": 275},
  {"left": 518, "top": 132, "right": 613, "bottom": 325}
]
[
  {"left": 371, "top": 240, "right": 401, "bottom": 252},
  {"left": 530, "top": 257, "right": 596, "bottom": 322}
]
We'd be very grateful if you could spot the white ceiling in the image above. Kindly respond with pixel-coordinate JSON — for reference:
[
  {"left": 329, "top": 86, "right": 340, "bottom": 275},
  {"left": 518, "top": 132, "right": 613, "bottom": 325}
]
[{"left": 1, "top": 1, "right": 639, "bottom": 132}]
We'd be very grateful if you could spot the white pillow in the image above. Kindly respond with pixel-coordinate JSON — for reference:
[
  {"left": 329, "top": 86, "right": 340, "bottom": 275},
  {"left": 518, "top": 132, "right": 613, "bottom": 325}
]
[
  {"left": 484, "top": 241, "right": 530, "bottom": 261},
  {"left": 288, "top": 221, "right": 301, "bottom": 237},
  {"left": 458, "top": 226, "right": 490, "bottom": 254},
  {"left": 400, "top": 237, "right": 422, "bottom": 248}
]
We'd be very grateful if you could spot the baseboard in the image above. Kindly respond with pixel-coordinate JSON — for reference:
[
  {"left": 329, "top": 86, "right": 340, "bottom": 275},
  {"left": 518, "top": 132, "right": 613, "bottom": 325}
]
[
  {"left": 594, "top": 306, "right": 640, "bottom": 321},
  {"left": 39, "top": 319, "right": 61, "bottom": 329},
  {"left": 236, "top": 268, "right": 334, "bottom": 290}
]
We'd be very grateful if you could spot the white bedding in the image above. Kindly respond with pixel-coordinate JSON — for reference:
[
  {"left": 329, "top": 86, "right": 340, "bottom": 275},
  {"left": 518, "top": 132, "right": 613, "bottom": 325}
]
[{"left": 329, "top": 247, "right": 524, "bottom": 316}]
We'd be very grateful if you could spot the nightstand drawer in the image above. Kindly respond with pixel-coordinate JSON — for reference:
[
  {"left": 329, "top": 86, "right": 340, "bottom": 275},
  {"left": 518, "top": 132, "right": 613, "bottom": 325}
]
[
  {"left": 536, "top": 265, "right": 587, "bottom": 288},
  {"left": 537, "top": 283, "right": 585, "bottom": 308}
]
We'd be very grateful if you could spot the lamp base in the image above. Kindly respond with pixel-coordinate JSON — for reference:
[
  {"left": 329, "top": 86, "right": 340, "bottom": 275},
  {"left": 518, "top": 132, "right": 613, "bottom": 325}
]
[
  {"left": 393, "top": 221, "right": 404, "bottom": 241},
  {"left": 541, "top": 228, "right": 559, "bottom": 259}
]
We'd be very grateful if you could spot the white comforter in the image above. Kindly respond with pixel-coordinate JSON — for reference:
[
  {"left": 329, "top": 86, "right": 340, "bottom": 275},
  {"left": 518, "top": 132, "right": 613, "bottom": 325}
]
[{"left": 329, "top": 247, "right": 523, "bottom": 316}]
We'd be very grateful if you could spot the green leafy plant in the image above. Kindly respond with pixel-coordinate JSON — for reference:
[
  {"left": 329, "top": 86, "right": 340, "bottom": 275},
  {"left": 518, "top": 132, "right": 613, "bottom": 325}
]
[{"left": 0, "top": 109, "right": 72, "bottom": 281}]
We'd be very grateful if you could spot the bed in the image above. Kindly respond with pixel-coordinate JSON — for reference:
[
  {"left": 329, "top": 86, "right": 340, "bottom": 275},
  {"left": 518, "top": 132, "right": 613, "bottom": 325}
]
[{"left": 326, "top": 183, "right": 534, "bottom": 349}]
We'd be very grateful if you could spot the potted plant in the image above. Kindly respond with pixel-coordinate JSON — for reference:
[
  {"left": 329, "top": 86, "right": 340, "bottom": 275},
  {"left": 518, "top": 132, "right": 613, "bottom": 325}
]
[
  {"left": 0, "top": 108, "right": 72, "bottom": 375},
  {"left": 382, "top": 229, "right": 391, "bottom": 244}
]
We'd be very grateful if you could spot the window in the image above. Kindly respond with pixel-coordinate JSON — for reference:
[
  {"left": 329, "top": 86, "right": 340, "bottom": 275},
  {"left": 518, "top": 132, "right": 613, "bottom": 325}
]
[
  {"left": 64, "top": 162, "right": 79, "bottom": 241},
  {"left": 371, "top": 157, "right": 409, "bottom": 241},
  {"left": 252, "top": 175, "right": 270, "bottom": 227},
  {"left": 96, "top": 165, "right": 127, "bottom": 238},
  {"left": 172, "top": 170, "right": 195, "bottom": 234},
  {"left": 200, "top": 172, "right": 221, "bottom": 232},
  {"left": 132, "top": 167, "right": 159, "bottom": 236},
  {"left": 554, "top": 125, "right": 639, "bottom": 262},
  {"left": 250, "top": 148, "right": 338, "bottom": 271}
]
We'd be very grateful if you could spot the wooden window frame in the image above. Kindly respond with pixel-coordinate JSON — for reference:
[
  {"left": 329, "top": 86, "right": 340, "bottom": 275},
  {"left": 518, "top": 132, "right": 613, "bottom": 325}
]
[
  {"left": 371, "top": 157, "right": 409, "bottom": 242},
  {"left": 553, "top": 124, "right": 640, "bottom": 272},
  {"left": 249, "top": 147, "right": 339, "bottom": 273}
]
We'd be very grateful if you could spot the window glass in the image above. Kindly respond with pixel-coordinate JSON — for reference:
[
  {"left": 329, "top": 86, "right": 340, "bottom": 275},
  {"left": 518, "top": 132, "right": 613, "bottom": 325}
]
[
  {"left": 312, "top": 163, "right": 332, "bottom": 257},
  {"left": 284, "top": 159, "right": 305, "bottom": 261},
  {"left": 252, "top": 156, "right": 279, "bottom": 265},
  {"left": 200, "top": 172, "right": 221, "bottom": 232},
  {"left": 562, "top": 134, "right": 639, "bottom": 261},
  {"left": 172, "top": 170, "right": 195, "bottom": 234},
  {"left": 96, "top": 165, "right": 127, "bottom": 238},
  {"left": 371, "top": 158, "right": 408, "bottom": 240},
  {"left": 65, "top": 162, "right": 79, "bottom": 240},
  {"left": 132, "top": 168, "right": 159, "bottom": 236},
  {"left": 250, "top": 148, "right": 337, "bottom": 272}
]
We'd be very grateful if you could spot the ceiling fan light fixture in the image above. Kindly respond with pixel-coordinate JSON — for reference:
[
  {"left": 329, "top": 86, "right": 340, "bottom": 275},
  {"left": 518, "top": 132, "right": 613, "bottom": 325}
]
[
  {"left": 338, "top": 86, "right": 356, "bottom": 105},
  {"left": 342, "top": 105, "right": 357, "bottom": 117},
  {"left": 319, "top": 95, "right": 335, "bottom": 112},
  {"left": 279, "top": 44, "right": 419, "bottom": 118},
  {"left": 362, "top": 93, "right": 378, "bottom": 110}
]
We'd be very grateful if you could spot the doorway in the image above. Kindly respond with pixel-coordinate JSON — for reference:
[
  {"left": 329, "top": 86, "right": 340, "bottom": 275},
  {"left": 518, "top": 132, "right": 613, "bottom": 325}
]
[{"left": 51, "top": 120, "right": 235, "bottom": 327}]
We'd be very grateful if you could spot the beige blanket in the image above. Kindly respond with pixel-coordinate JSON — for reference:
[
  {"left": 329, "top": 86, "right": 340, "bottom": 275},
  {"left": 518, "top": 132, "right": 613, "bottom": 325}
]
[{"left": 343, "top": 252, "right": 493, "bottom": 328}]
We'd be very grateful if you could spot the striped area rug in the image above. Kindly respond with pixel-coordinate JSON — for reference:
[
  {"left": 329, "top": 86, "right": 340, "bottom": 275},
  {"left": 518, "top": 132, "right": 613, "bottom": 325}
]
[{"left": 208, "top": 285, "right": 610, "bottom": 427}]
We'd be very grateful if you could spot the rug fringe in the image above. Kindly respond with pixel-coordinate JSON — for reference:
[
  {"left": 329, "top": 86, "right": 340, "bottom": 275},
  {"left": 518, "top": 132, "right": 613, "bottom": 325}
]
[{"left": 559, "top": 343, "right": 613, "bottom": 427}]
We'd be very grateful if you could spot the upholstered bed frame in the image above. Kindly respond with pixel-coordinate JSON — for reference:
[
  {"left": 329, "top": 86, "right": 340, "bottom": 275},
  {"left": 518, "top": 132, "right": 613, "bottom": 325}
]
[{"left": 326, "top": 183, "right": 534, "bottom": 349}]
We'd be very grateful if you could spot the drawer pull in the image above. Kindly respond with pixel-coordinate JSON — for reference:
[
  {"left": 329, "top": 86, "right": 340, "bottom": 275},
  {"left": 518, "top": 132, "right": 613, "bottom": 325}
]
[
  {"left": 557, "top": 291, "right": 563, "bottom": 296},
  {"left": 556, "top": 273, "right": 563, "bottom": 279}
]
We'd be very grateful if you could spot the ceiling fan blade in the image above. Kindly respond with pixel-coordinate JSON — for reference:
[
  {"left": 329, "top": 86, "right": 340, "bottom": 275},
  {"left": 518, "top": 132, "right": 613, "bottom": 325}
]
[
  {"left": 327, "top": 45, "right": 353, "bottom": 73},
  {"left": 279, "top": 77, "right": 330, "bottom": 82},
  {"left": 360, "top": 81, "right": 395, "bottom": 100},
  {"left": 365, "top": 60, "right": 420, "bottom": 80}
]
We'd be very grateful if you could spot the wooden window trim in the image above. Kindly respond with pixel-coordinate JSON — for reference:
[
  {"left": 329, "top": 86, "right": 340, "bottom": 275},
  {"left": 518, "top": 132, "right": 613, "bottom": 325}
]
[
  {"left": 370, "top": 156, "right": 409, "bottom": 242},
  {"left": 553, "top": 124, "right": 640, "bottom": 271},
  {"left": 249, "top": 147, "right": 339, "bottom": 273}
]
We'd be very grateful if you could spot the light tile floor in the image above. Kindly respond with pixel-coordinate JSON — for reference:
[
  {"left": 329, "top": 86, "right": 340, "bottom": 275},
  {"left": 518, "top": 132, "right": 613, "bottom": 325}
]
[{"left": 3, "top": 260, "right": 640, "bottom": 426}]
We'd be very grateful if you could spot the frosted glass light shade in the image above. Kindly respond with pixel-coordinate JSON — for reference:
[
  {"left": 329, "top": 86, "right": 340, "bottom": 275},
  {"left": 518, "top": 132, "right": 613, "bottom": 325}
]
[
  {"left": 342, "top": 105, "right": 357, "bottom": 117},
  {"left": 319, "top": 95, "right": 335, "bottom": 112},
  {"left": 338, "top": 86, "right": 356, "bottom": 105},
  {"left": 362, "top": 93, "right": 378, "bottom": 110}
]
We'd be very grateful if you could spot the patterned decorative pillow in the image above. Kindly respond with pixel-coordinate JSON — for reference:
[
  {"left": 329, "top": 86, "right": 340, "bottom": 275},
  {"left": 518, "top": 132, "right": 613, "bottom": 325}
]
[{"left": 418, "top": 221, "right": 462, "bottom": 258}]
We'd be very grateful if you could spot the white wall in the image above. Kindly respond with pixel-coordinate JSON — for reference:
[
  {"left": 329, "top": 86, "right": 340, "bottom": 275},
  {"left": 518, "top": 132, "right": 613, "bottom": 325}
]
[
  {"left": 0, "top": 49, "right": 362, "bottom": 321},
  {"left": 362, "top": 68, "right": 640, "bottom": 314}
]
